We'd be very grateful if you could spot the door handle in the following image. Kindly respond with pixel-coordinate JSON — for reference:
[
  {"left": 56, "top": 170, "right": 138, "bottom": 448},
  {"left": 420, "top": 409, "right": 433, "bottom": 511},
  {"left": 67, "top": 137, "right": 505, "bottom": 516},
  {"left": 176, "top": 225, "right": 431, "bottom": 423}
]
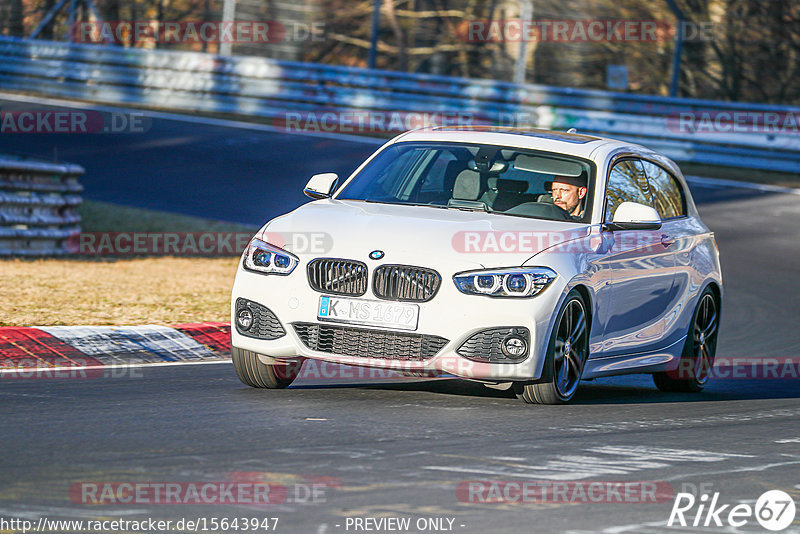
[{"left": 661, "top": 234, "right": 675, "bottom": 247}]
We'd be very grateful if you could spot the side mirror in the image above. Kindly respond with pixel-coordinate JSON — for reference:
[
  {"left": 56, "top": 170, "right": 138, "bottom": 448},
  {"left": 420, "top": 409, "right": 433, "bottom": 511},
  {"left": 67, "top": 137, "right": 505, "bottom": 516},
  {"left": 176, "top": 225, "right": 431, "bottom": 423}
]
[
  {"left": 605, "top": 201, "right": 662, "bottom": 231},
  {"left": 304, "top": 173, "right": 339, "bottom": 200}
]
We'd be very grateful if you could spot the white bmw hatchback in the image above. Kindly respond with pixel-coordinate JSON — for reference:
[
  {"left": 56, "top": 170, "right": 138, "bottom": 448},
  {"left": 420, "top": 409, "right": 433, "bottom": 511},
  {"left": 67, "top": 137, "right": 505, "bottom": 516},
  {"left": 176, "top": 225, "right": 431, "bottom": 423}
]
[{"left": 230, "top": 127, "right": 722, "bottom": 404}]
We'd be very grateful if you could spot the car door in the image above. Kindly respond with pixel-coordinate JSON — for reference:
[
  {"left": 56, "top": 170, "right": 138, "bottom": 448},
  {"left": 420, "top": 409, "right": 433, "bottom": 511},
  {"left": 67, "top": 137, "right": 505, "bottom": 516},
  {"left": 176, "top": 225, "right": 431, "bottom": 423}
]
[
  {"left": 599, "top": 158, "right": 677, "bottom": 357},
  {"left": 639, "top": 160, "right": 694, "bottom": 347}
]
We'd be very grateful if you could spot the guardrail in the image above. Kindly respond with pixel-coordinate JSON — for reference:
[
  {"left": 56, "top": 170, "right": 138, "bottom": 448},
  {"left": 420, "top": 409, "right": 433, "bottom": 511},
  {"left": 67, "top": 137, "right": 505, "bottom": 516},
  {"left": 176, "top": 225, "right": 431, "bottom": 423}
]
[
  {"left": 0, "top": 36, "right": 798, "bottom": 174},
  {"left": 0, "top": 154, "right": 83, "bottom": 255}
]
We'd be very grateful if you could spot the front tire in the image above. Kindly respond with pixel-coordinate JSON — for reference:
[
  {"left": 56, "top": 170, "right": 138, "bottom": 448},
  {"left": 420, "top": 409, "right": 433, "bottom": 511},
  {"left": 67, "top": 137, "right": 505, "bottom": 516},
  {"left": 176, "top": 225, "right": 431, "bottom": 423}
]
[
  {"left": 231, "top": 347, "right": 302, "bottom": 388},
  {"left": 653, "top": 288, "right": 719, "bottom": 393},
  {"left": 516, "top": 290, "right": 589, "bottom": 405}
]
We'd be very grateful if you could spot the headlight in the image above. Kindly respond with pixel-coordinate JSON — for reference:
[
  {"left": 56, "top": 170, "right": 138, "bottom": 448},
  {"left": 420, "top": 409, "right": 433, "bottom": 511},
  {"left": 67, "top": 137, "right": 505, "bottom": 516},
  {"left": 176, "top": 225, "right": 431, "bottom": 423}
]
[
  {"left": 453, "top": 267, "right": 556, "bottom": 297},
  {"left": 243, "top": 238, "right": 299, "bottom": 275}
]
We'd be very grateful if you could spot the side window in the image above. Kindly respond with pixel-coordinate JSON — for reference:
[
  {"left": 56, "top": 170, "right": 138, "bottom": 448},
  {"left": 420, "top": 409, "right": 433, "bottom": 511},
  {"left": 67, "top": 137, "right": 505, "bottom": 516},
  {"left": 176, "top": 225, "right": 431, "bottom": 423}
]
[
  {"left": 641, "top": 161, "right": 686, "bottom": 219},
  {"left": 605, "top": 159, "right": 651, "bottom": 221}
]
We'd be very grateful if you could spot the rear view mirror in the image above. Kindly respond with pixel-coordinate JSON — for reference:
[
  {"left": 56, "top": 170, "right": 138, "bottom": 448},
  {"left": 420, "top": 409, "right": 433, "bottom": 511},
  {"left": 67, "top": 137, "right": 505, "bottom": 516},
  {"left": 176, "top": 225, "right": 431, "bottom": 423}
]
[
  {"left": 606, "top": 201, "right": 662, "bottom": 231},
  {"left": 304, "top": 173, "right": 339, "bottom": 200}
]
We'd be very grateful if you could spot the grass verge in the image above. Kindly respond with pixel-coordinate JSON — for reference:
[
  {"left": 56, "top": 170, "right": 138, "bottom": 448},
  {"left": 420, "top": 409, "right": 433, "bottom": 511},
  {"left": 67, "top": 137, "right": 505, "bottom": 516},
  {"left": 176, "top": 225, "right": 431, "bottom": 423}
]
[
  {"left": 1, "top": 256, "right": 240, "bottom": 326},
  {"left": 0, "top": 201, "right": 257, "bottom": 327},
  {"left": 78, "top": 200, "right": 258, "bottom": 233}
]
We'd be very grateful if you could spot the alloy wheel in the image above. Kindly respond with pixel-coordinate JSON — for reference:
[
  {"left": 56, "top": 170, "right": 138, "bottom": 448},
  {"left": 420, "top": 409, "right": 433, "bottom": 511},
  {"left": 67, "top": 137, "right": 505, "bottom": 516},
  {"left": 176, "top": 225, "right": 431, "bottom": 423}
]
[{"left": 554, "top": 298, "right": 588, "bottom": 399}]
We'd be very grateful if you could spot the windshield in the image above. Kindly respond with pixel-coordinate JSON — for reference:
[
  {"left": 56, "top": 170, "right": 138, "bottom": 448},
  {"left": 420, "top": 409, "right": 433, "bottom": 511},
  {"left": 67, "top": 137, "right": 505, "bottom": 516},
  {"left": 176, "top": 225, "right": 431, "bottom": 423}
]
[{"left": 337, "top": 142, "right": 594, "bottom": 223}]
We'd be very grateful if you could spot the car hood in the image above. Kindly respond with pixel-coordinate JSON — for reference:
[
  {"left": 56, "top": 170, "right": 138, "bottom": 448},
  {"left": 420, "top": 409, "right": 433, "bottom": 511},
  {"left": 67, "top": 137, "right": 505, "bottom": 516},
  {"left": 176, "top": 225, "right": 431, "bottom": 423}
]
[{"left": 259, "top": 199, "right": 590, "bottom": 272}]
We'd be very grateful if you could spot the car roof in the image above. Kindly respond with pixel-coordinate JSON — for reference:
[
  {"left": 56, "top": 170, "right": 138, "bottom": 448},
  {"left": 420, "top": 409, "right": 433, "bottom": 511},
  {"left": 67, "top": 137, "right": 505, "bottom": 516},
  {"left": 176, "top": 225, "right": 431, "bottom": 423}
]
[{"left": 392, "top": 126, "right": 645, "bottom": 160}]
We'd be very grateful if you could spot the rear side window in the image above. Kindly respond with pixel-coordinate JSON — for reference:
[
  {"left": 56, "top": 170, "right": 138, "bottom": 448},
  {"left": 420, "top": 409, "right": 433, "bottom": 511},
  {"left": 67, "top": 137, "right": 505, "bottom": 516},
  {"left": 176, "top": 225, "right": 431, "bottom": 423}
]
[
  {"left": 605, "top": 159, "right": 651, "bottom": 220},
  {"left": 640, "top": 161, "right": 686, "bottom": 219}
]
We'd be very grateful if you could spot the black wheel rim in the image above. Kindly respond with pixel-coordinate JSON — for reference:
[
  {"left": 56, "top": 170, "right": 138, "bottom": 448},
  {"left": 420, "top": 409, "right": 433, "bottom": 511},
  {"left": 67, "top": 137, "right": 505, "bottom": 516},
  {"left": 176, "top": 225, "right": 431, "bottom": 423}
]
[
  {"left": 554, "top": 298, "right": 588, "bottom": 399},
  {"left": 693, "top": 293, "right": 718, "bottom": 385}
]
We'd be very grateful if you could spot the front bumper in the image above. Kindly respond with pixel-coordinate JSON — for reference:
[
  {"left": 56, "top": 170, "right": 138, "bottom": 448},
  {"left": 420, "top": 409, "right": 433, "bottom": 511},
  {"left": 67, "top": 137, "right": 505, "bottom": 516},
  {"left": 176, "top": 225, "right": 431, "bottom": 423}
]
[{"left": 230, "top": 264, "right": 565, "bottom": 381}]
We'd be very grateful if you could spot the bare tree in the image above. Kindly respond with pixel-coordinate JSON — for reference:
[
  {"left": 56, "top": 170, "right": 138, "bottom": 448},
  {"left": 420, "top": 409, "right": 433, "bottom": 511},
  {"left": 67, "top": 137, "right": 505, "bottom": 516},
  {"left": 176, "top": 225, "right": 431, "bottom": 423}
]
[
  {"left": 12, "top": 0, "right": 799, "bottom": 104},
  {"left": 677, "top": 0, "right": 800, "bottom": 103},
  {"left": 8, "top": 0, "right": 25, "bottom": 36}
]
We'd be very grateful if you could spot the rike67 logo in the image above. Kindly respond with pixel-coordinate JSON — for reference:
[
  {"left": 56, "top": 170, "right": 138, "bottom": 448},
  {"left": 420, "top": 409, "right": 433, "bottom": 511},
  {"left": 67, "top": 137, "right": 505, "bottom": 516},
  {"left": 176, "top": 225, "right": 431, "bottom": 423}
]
[{"left": 668, "top": 489, "right": 796, "bottom": 531}]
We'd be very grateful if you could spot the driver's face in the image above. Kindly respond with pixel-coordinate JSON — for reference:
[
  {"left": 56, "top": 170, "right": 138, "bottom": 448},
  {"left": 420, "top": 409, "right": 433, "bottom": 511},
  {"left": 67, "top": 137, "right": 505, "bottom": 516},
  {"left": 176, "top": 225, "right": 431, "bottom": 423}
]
[{"left": 552, "top": 182, "right": 587, "bottom": 216}]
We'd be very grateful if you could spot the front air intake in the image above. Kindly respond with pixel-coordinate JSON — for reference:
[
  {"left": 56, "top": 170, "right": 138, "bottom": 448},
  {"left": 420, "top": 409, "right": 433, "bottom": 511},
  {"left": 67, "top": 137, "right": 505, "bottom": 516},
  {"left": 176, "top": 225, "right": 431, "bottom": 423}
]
[{"left": 292, "top": 322, "right": 449, "bottom": 361}]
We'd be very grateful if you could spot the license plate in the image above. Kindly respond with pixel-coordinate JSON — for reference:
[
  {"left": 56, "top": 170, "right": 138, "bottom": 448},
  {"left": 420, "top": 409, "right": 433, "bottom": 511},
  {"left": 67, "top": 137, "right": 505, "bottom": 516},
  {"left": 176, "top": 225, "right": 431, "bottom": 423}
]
[{"left": 317, "top": 296, "right": 419, "bottom": 331}]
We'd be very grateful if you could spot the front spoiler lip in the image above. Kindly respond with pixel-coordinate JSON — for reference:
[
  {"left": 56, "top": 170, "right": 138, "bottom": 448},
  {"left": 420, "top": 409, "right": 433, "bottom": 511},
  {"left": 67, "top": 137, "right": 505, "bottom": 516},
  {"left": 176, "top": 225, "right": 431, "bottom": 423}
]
[{"left": 232, "top": 321, "right": 541, "bottom": 382}]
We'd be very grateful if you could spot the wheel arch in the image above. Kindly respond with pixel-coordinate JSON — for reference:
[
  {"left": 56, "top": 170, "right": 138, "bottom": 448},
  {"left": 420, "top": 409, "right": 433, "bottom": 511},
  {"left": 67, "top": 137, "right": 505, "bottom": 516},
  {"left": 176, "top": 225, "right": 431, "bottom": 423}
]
[
  {"left": 701, "top": 279, "right": 723, "bottom": 329},
  {"left": 571, "top": 283, "right": 594, "bottom": 343},
  {"left": 518, "top": 282, "right": 594, "bottom": 404},
  {"left": 704, "top": 280, "right": 722, "bottom": 305},
  {"left": 532, "top": 282, "right": 594, "bottom": 381}
]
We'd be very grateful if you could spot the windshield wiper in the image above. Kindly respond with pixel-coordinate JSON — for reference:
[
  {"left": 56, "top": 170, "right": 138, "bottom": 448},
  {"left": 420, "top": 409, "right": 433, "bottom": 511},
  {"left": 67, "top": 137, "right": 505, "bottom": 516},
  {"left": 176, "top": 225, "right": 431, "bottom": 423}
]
[
  {"left": 346, "top": 199, "right": 455, "bottom": 210},
  {"left": 403, "top": 203, "right": 448, "bottom": 209},
  {"left": 446, "top": 199, "right": 489, "bottom": 212}
]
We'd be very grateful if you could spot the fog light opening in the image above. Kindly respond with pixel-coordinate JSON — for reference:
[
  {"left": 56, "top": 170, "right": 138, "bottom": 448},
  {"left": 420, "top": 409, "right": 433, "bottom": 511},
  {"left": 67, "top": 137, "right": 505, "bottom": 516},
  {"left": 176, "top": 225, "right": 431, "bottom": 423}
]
[
  {"left": 237, "top": 308, "right": 253, "bottom": 330},
  {"left": 501, "top": 335, "right": 528, "bottom": 359}
]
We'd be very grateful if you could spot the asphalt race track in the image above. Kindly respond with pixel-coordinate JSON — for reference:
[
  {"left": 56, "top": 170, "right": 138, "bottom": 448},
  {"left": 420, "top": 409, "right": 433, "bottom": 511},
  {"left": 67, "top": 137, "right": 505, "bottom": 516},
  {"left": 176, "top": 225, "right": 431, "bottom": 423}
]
[
  {"left": 0, "top": 95, "right": 770, "bottom": 224},
  {"left": 0, "top": 95, "right": 380, "bottom": 225},
  {"left": 2, "top": 96, "right": 800, "bottom": 533}
]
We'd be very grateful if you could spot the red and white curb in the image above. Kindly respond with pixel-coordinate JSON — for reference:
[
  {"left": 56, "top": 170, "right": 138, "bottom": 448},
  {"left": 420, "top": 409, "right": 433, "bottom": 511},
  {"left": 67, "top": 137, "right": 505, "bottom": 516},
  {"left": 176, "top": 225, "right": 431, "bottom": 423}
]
[
  {"left": 0, "top": 322, "right": 446, "bottom": 385},
  {"left": 0, "top": 323, "right": 231, "bottom": 376}
]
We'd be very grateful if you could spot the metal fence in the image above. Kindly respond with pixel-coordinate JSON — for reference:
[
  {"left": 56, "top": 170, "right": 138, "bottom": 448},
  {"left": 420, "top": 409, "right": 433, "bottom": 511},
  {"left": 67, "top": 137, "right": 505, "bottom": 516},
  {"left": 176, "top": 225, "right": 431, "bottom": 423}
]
[
  {"left": 0, "top": 36, "right": 798, "bottom": 174},
  {"left": 0, "top": 154, "right": 83, "bottom": 255}
]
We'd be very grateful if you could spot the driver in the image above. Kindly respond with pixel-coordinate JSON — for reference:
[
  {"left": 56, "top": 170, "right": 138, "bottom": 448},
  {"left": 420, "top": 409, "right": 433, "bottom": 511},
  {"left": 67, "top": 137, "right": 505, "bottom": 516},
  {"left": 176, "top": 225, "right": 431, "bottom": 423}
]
[{"left": 551, "top": 174, "right": 587, "bottom": 218}]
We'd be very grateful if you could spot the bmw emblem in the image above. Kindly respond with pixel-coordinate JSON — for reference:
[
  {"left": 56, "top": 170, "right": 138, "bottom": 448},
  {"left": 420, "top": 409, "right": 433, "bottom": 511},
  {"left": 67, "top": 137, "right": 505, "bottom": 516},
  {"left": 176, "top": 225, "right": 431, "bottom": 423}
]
[{"left": 369, "top": 250, "right": 385, "bottom": 260}]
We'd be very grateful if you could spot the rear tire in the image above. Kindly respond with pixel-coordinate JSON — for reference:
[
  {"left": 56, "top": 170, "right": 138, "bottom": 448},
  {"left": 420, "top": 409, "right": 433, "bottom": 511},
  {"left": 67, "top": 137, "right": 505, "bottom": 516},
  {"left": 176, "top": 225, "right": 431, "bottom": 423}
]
[
  {"left": 653, "top": 288, "right": 719, "bottom": 393},
  {"left": 231, "top": 346, "right": 302, "bottom": 388},
  {"left": 516, "top": 290, "right": 589, "bottom": 405}
]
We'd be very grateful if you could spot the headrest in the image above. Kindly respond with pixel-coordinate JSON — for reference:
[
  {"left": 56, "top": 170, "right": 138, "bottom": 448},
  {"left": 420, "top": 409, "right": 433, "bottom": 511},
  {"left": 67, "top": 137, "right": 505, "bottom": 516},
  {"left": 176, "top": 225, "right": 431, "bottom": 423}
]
[
  {"left": 444, "top": 160, "right": 464, "bottom": 178},
  {"left": 452, "top": 170, "right": 481, "bottom": 200},
  {"left": 443, "top": 160, "right": 466, "bottom": 191}
]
